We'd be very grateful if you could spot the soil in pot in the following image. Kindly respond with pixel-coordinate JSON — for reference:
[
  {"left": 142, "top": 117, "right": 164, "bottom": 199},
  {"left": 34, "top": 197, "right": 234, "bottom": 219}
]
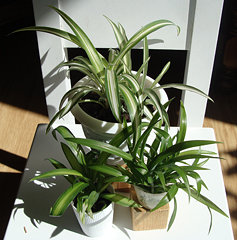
[
  {"left": 79, "top": 92, "right": 129, "bottom": 123},
  {"left": 79, "top": 92, "right": 155, "bottom": 123}
]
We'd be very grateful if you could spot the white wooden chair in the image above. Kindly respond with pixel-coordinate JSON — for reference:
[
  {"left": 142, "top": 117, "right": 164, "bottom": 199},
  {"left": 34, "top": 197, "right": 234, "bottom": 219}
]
[{"left": 4, "top": 1, "right": 235, "bottom": 239}]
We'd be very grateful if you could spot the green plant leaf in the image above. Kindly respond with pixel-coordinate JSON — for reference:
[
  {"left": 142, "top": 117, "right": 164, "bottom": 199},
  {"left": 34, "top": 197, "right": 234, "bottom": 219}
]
[
  {"left": 167, "top": 197, "right": 177, "bottom": 231},
  {"left": 66, "top": 138, "right": 133, "bottom": 161},
  {"left": 169, "top": 154, "right": 220, "bottom": 164},
  {"left": 112, "top": 20, "right": 179, "bottom": 69},
  {"left": 105, "top": 16, "right": 131, "bottom": 72},
  {"left": 31, "top": 168, "right": 89, "bottom": 182},
  {"left": 157, "top": 171, "right": 166, "bottom": 190},
  {"left": 151, "top": 61, "right": 170, "bottom": 87},
  {"left": 101, "top": 193, "right": 141, "bottom": 208},
  {"left": 87, "top": 191, "right": 100, "bottom": 215},
  {"left": 181, "top": 187, "right": 228, "bottom": 218},
  {"left": 47, "top": 158, "right": 76, "bottom": 184},
  {"left": 155, "top": 83, "right": 213, "bottom": 102},
  {"left": 152, "top": 184, "right": 178, "bottom": 211},
  {"left": 141, "top": 37, "right": 149, "bottom": 89},
  {"left": 176, "top": 101, "right": 187, "bottom": 143},
  {"left": 179, "top": 149, "right": 217, "bottom": 156},
  {"left": 50, "top": 6, "right": 104, "bottom": 75},
  {"left": 61, "top": 142, "right": 84, "bottom": 173},
  {"left": 170, "top": 165, "right": 190, "bottom": 200},
  {"left": 144, "top": 88, "right": 169, "bottom": 127},
  {"left": 118, "top": 23, "right": 132, "bottom": 71},
  {"left": 105, "top": 175, "right": 129, "bottom": 184},
  {"left": 187, "top": 171, "right": 208, "bottom": 194},
  {"left": 208, "top": 207, "right": 213, "bottom": 234},
  {"left": 46, "top": 108, "right": 65, "bottom": 133},
  {"left": 105, "top": 16, "right": 125, "bottom": 48},
  {"left": 59, "top": 91, "right": 90, "bottom": 118},
  {"left": 121, "top": 73, "right": 141, "bottom": 95},
  {"left": 105, "top": 68, "right": 121, "bottom": 122},
  {"left": 135, "top": 57, "right": 151, "bottom": 83},
  {"left": 60, "top": 61, "right": 103, "bottom": 87},
  {"left": 149, "top": 140, "right": 219, "bottom": 171},
  {"left": 89, "top": 165, "right": 123, "bottom": 177},
  {"left": 51, "top": 126, "right": 81, "bottom": 153},
  {"left": 119, "top": 84, "right": 139, "bottom": 123},
  {"left": 13, "top": 26, "right": 81, "bottom": 46},
  {"left": 50, "top": 182, "right": 89, "bottom": 216}
]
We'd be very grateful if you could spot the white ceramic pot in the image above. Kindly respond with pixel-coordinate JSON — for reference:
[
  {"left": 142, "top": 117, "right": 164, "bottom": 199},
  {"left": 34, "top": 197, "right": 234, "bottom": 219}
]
[
  {"left": 134, "top": 186, "right": 167, "bottom": 210},
  {"left": 71, "top": 73, "right": 168, "bottom": 143},
  {"left": 71, "top": 202, "right": 114, "bottom": 237}
]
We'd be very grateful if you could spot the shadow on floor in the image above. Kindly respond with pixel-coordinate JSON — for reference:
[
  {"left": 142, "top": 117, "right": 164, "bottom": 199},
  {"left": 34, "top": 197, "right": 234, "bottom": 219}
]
[
  {"left": 0, "top": 172, "right": 23, "bottom": 239},
  {"left": 0, "top": 149, "right": 27, "bottom": 238},
  {"left": 0, "top": 149, "right": 27, "bottom": 172}
]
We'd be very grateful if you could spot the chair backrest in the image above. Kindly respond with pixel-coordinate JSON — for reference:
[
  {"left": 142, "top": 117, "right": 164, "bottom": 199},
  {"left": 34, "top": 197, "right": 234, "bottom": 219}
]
[{"left": 32, "top": 0, "right": 224, "bottom": 127}]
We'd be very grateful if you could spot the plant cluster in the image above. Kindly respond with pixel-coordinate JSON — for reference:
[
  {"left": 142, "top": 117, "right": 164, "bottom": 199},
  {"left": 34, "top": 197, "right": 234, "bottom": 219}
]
[
  {"left": 17, "top": 6, "right": 228, "bottom": 233},
  {"left": 15, "top": 5, "right": 211, "bottom": 133},
  {"left": 31, "top": 126, "right": 140, "bottom": 223},
  {"left": 64, "top": 102, "right": 228, "bottom": 231}
]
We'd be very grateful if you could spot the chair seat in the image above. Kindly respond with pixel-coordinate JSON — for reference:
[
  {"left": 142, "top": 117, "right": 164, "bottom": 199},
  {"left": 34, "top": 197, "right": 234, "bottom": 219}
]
[{"left": 3, "top": 124, "right": 234, "bottom": 240}]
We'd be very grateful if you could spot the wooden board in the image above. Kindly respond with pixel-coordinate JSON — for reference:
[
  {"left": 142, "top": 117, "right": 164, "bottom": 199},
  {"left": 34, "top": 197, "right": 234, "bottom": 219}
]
[{"left": 130, "top": 187, "right": 169, "bottom": 230}]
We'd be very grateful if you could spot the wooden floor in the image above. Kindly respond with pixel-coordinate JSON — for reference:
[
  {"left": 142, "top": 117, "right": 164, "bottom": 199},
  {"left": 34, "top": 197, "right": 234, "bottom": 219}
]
[
  {"left": 204, "top": 87, "right": 237, "bottom": 239},
  {"left": 0, "top": 5, "right": 237, "bottom": 239}
]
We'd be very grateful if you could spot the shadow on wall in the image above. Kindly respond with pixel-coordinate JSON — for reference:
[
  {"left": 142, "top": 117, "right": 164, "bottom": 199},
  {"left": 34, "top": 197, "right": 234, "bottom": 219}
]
[{"left": 0, "top": 1, "right": 48, "bottom": 116}]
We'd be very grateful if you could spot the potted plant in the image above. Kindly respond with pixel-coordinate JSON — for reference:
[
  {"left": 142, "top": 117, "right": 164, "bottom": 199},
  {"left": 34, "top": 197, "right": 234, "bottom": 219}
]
[
  {"left": 14, "top": 6, "right": 211, "bottom": 142},
  {"left": 30, "top": 126, "right": 140, "bottom": 237},
  {"left": 64, "top": 102, "right": 228, "bottom": 232}
]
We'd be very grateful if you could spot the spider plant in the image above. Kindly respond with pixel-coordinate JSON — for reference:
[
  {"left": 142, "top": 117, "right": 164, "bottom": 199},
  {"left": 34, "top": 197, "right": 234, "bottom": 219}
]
[
  {"left": 30, "top": 126, "right": 140, "bottom": 223},
  {"left": 64, "top": 102, "right": 228, "bottom": 232},
  {"left": 14, "top": 6, "right": 212, "bottom": 133}
]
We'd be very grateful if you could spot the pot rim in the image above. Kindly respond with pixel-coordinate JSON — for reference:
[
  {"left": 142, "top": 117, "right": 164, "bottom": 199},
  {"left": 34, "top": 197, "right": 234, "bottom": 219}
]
[{"left": 71, "top": 72, "right": 169, "bottom": 134}]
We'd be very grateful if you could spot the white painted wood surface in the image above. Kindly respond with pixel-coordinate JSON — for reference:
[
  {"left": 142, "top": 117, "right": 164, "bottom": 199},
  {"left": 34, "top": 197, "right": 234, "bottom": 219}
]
[
  {"left": 3, "top": 125, "right": 234, "bottom": 239},
  {"left": 32, "top": 0, "right": 224, "bottom": 126}
]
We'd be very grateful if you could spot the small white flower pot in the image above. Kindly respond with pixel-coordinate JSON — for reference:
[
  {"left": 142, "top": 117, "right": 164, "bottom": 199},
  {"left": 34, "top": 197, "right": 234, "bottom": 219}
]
[
  {"left": 71, "top": 202, "right": 114, "bottom": 237},
  {"left": 134, "top": 186, "right": 167, "bottom": 210}
]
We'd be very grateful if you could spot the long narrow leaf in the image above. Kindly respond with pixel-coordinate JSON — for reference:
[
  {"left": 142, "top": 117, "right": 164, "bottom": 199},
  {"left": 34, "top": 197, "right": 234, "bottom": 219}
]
[
  {"left": 31, "top": 168, "right": 89, "bottom": 182},
  {"left": 89, "top": 165, "right": 122, "bottom": 177},
  {"left": 50, "top": 182, "right": 89, "bottom": 216},
  {"left": 141, "top": 37, "right": 149, "bottom": 89},
  {"left": 149, "top": 140, "right": 219, "bottom": 171},
  {"left": 102, "top": 193, "right": 141, "bottom": 208},
  {"left": 52, "top": 126, "right": 80, "bottom": 153},
  {"left": 61, "top": 142, "right": 84, "bottom": 173},
  {"left": 181, "top": 187, "right": 228, "bottom": 217},
  {"left": 170, "top": 165, "right": 190, "bottom": 200},
  {"left": 151, "top": 184, "right": 178, "bottom": 211},
  {"left": 119, "top": 84, "right": 139, "bottom": 123},
  {"left": 105, "top": 68, "right": 121, "bottom": 122},
  {"left": 112, "top": 20, "right": 179, "bottom": 68},
  {"left": 118, "top": 23, "right": 132, "bottom": 71},
  {"left": 66, "top": 138, "right": 133, "bottom": 161},
  {"left": 151, "top": 62, "right": 170, "bottom": 87},
  {"left": 155, "top": 83, "right": 213, "bottom": 102},
  {"left": 50, "top": 6, "right": 104, "bottom": 74},
  {"left": 167, "top": 197, "right": 177, "bottom": 231},
  {"left": 176, "top": 101, "right": 187, "bottom": 143},
  {"left": 13, "top": 26, "right": 81, "bottom": 46},
  {"left": 47, "top": 158, "right": 76, "bottom": 184},
  {"left": 46, "top": 108, "right": 65, "bottom": 133},
  {"left": 144, "top": 88, "right": 169, "bottom": 127}
]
